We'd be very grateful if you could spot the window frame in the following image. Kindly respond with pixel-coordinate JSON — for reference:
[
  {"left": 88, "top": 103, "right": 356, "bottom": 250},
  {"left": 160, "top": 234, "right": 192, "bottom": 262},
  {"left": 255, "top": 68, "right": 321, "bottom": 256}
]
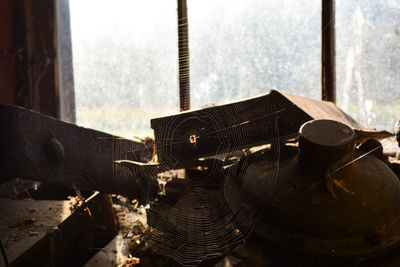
[
  {"left": 321, "top": 0, "right": 335, "bottom": 102},
  {"left": 177, "top": 0, "right": 330, "bottom": 106},
  {"left": 64, "top": 0, "right": 337, "bottom": 122}
]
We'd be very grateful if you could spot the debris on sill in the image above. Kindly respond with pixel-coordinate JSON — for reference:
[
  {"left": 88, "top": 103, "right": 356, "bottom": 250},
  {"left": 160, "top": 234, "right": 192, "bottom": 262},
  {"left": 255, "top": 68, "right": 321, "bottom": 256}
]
[
  {"left": 0, "top": 198, "right": 72, "bottom": 264},
  {"left": 85, "top": 196, "right": 148, "bottom": 267}
]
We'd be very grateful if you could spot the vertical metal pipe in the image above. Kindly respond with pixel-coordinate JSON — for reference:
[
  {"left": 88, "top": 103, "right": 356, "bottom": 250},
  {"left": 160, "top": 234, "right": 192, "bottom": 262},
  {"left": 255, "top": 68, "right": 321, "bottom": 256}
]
[
  {"left": 322, "top": 0, "right": 336, "bottom": 102},
  {"left": 177, "top": 0, "right": 190, "bottom": 111}
]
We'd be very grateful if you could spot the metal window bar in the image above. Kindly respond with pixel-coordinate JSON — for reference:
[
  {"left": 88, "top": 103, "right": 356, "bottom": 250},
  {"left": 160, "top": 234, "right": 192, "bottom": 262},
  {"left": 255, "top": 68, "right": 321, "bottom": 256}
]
[
  {"left": 322, "top": 0, "right": 336, "bottom": 102},
  {"left": 177, "top": 0, "right": 190, "bottom": 111}
]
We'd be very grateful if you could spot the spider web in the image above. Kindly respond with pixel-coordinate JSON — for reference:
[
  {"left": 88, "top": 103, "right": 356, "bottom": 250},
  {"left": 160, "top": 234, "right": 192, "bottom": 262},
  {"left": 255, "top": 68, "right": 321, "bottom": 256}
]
[{"left": 112, "top": 95, "right": 281, "bottom": 266}]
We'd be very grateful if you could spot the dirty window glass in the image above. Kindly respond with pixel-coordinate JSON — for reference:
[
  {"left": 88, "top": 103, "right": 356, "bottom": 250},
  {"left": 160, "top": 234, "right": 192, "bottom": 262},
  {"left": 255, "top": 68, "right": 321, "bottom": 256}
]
[
  {"left": 335, "top": 0, "right": 400, "bottom": 131},
  {"left": 69, "top": 0, "right": 178, "bottom": 138},
  {"left": 188, "top": 0, "right": 321, "bottom": 109}
]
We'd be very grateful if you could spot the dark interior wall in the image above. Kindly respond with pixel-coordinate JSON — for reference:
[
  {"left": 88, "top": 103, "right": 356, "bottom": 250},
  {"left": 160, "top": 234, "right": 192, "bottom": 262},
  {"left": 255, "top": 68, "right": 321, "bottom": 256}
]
[
  {"left": 24, "top": 0, "right": 59, "bottom": 117},
  {"left": 0, "top": 0, "right": 17, "bottom": 105},
  {"left": 0, "top": 0, "right": 60, "bottom": 118}
]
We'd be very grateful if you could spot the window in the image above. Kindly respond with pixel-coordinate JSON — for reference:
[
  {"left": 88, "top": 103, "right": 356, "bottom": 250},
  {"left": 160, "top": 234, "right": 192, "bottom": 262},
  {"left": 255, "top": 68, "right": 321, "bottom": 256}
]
[
  {"left": 68, "top": 0, "right": 398, "bottom": 136},
  {"left": 69, "top": 0, "right": 179, "bottom": 138},
  {"left": 335, "top": 0, "right": 400, "bottom": 131},
  {"left": 189, "top": 0, "right": 321, "bottom": 109},
  {"left": 69, "top": 0, "right": 321, "bottom": 137}
]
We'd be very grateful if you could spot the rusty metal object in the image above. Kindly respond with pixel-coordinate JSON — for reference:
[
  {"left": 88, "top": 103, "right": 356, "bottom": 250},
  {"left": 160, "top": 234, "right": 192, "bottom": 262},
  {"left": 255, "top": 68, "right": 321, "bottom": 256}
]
[
  {"left": 0, "top": 104, "right": 157, "bottom": 202},
  {"left": 151, "top": 90, "right": 365, "bottom": 167},
  {"left": 2, "top": 92, "right": 399, "bottom": 264},
  {"left": 247, "top": 120, "right": 400, "bottom": 262},
  {"left": 43, "top": 138, "right": 65, "bottom": 164},
  {"left": 299, "top": 119, "right": 355, "bottom": 169}
]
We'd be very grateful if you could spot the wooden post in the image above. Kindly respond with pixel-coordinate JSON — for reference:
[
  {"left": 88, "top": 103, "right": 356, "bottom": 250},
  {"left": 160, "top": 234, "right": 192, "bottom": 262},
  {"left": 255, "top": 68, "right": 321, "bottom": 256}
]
[
  {"left": 177, "top": 0, "right": 190, "bottom": 111},
  {"left": 11, "top": 0, "right": 60, "bottom": 118},
  {"left": 322, "top": 0, "right": 335, "bottom": 102}
]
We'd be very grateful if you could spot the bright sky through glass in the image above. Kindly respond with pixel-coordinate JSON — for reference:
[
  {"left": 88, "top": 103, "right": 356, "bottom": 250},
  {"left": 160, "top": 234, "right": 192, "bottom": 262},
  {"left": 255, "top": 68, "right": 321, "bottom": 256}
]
[
  {"left": 69, "top": 0, "right": 179, "bottom": 139},
  {"left": 188, "top": 0, "right": 321, "bottom": 108},
  {"left": 69, "top": 0, "right": 321, "bottom": 138}
]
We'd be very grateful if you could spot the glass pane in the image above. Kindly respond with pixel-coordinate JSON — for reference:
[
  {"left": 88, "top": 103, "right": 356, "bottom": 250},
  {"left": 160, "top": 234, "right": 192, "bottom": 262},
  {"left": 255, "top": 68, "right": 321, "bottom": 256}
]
[
  {"left": 188, "top": 0, "right": 321, "bottom": 109},
  {"left": 336, "top": 0, "right": 400, "bottom": 131},
  {"left": 70, "top": 0, "right": 178, "bottom": 138}
]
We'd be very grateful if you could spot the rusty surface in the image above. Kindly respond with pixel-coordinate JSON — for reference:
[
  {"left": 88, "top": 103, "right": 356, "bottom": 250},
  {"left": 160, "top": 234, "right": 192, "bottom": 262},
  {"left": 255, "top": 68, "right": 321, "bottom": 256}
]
[
  {"left": 250, "top": 120, "right": 400, "bottom": 263},
  {"left": 0, "top": 104, "right": 156, "bottom": 202},
  {"left": 151, "top": 90, "right": 365, "bottom": 166},
  {"left": 2, "top": 93, "right": 399, "bottom": 265}
]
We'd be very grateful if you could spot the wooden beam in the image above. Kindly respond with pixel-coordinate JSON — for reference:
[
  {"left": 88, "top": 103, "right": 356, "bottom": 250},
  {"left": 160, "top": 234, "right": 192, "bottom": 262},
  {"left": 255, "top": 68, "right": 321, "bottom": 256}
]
[
  {"left": 321, "top": 0, "right": 336, "bottom": 102},
  {"left": 177, "top": 0, "right": 190, "bottom": 111}
]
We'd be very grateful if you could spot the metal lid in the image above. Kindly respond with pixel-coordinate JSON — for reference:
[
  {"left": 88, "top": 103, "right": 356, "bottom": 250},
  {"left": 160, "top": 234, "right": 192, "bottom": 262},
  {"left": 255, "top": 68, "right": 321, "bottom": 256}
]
[{"left": 299, "top": 120, "right": 355, "bottom": 168}]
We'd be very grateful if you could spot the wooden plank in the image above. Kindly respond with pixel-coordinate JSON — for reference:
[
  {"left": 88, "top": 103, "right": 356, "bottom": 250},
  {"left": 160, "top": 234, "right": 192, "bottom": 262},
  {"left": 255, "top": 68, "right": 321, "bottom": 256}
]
[
  {"left": 151, "top": 90, "right": 367, "bottom": 166},
  {"left": 0, "top": 104, "right": 155, "bottom": 201},
  {"left": 279, "top": 90, "right": 364, "bottom": 129}
]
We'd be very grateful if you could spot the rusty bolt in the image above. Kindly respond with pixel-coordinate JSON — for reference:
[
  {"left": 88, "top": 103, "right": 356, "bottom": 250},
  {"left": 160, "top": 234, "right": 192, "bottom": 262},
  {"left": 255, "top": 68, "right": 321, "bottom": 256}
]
[{"left": 44, "top": 138, "right": 64, "bottom": 164}]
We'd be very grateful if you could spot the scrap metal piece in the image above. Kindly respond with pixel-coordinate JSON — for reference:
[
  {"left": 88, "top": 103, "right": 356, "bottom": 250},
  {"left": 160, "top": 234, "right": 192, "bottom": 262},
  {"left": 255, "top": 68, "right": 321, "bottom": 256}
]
[
  {"left": 247, "top": 120, "right": 400, "bottom": 263},
  {"left": 150, "top": 90, "right": 366, "bottom": 166},
  {"left": 0, "top": 104, "right": 157, "bottom": 202}
]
